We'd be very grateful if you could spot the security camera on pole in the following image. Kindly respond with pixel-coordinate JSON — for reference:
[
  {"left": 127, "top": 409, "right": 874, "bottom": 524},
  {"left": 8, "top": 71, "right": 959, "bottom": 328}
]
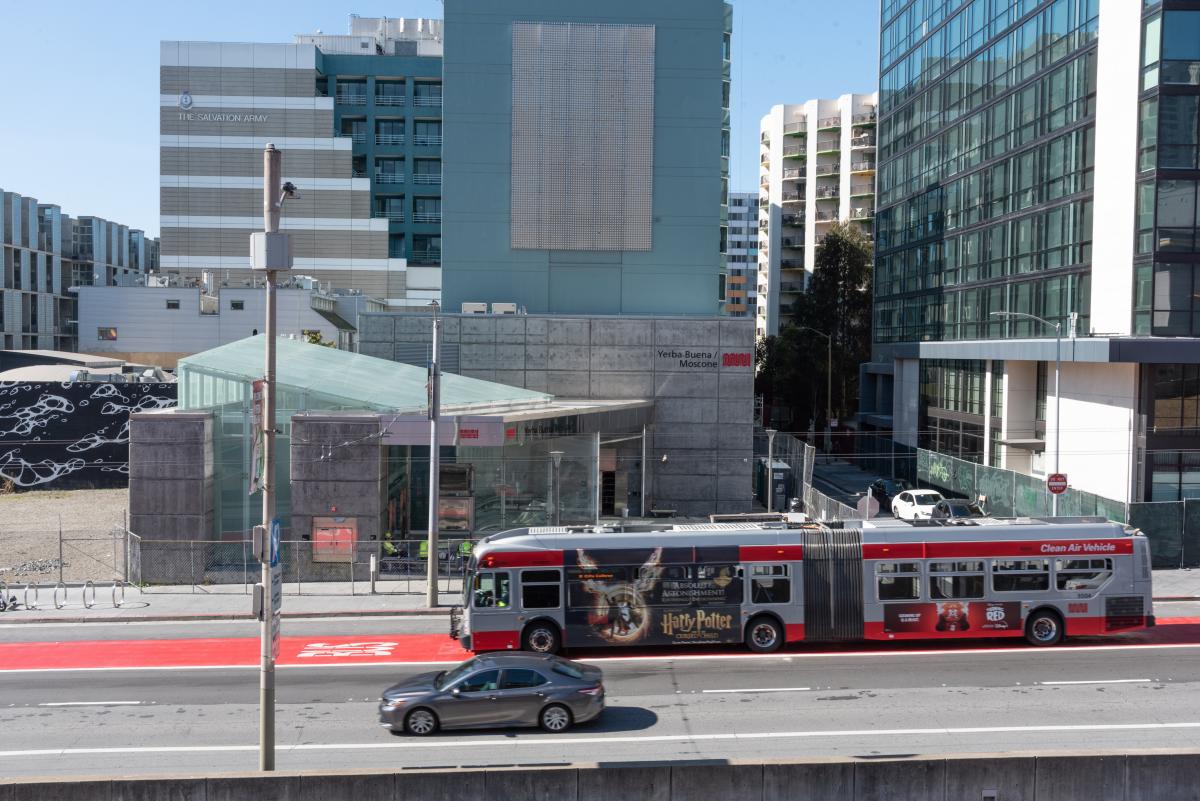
[{"left": 249, "top": 143, "right": 295, "bottom": 772}]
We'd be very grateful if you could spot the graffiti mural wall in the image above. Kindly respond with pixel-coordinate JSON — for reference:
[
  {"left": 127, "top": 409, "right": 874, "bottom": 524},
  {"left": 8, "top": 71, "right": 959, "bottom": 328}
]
[{"left": 0, "top": 382, "right": 177, "bottom": 490}]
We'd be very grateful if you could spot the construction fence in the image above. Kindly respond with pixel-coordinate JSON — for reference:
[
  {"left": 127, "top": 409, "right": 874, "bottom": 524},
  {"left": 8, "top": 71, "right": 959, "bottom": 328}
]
[{"left": 754, "top": 429, "right": 861, "bottom": 522}]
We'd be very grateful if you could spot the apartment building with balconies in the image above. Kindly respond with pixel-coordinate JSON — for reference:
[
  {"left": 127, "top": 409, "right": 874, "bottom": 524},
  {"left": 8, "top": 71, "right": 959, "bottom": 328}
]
[
  {"left": 756, "top": 94, "right": 878, "bottom": 338},
  {"left": 726, "top": 191, "right": 758, "bottom": 318}
]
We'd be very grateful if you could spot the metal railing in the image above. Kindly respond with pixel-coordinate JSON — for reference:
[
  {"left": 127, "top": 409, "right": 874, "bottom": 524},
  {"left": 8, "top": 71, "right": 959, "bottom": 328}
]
[
  {"left": 346, "top": 132, "right": 367, "bottom": 144},
  {"left": 782, "top": 145, "right": 805, "bottom": 157},
  {"left": 412, "top": 173, "right": 442, "bottom": 185},
  {"left": 782, "top": 191, "right": 803, "bottom": 202},
  {"left": 815, "top": 138, "right": 841, "bottom": 152},
  {"left": 814, "top": 164, "right": 840, "bottom": 176},
  {"left": 816, "top": 187, "right": 839, "bottom": 199},
  {"left": 374, "top": 95, "right": 405, "bottom": 106},
  {"left": 374, "top": 172, "right": 404, "bottom": 184},
  {"left": 851, "top": 135, "right": 876, "bottom": 148},
  {"left": 850, "top": 160, "right": 877, "bottom": 172},
  {"left": 814, "top": 210, "right": 838, "bottom": 222},
  {"left": 852, "top": 110, "right": 877, "bottom": 125},
  {"left": 375, "top": 133, "right": 405, "bottom": 146},
  {"left": 413, "top": 95, "right": 443, "bottom": 107},
  {"left": 781, "top": 237, "right": 803, "bottom": 248},
  {"left": 410, "top": 249, "right": 441, "bottom": 263},
  {"left": 412, "top": 135, "right": 442, "bottom": 146},
  {"left": 780, "top": 281, "right": 806, "bottom": 293},
  {"left": 817, "top": 115, "right": 841, "bottom": 129},
  {"left": 784, "top": 121, "right": 807, "bottom": 135},
  {"left": 850, "top": 183, "right": 874, "bottom": 196},
  {"left": 412, "top": 212, "right": 442, "bottom": 224},
  {"left": 850, "top": 207, "right": 875, "bottom": 220},
  {"left": 781, "top": 214, "right": 803, "bottom": 227},
  {"left": 782, "top": 168, "right": 805, "bottom": 181},
  {"left": 780, "top": 258, "right": 804, "bottom": 269},
  {"left": 373, "top": 210, "right": 405, "bottom": 220},
  {"left": 336, "top": 92, "right": 367, "bottom": 106}
]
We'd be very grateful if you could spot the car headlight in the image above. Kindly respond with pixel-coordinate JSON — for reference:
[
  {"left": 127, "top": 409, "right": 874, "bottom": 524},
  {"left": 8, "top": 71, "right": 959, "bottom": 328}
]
[{"left": 383, "top": 698, "right": 407, "bottom": 708}]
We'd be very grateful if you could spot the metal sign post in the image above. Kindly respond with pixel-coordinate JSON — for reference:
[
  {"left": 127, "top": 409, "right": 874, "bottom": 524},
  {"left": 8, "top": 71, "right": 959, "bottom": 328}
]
[{"left": 426, "top": 303, "right": 441, "bottom": 609}]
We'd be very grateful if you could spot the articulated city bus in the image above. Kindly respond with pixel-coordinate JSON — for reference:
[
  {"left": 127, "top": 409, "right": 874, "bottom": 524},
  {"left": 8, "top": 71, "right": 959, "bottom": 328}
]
[{"left": 449, "top": 518, "right": 1155, "bottom": 654}]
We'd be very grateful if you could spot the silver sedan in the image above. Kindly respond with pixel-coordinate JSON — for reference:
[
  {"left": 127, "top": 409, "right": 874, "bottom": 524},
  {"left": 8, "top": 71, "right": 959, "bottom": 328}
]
[{"left": 378, "top": 653, "right": 605, "bottom": 736}]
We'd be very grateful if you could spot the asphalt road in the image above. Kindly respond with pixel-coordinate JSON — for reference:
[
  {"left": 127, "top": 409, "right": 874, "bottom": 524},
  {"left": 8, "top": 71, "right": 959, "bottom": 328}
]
[{"left": 1, "top": 617, "right": 1199, "bottom": 778}]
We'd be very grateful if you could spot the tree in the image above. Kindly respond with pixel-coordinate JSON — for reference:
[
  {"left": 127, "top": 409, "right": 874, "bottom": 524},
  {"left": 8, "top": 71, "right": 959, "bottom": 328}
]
[
  {"left": 790, "top": 222, "right": 873, "bottom": 425},
  {"left": 302, "top": 329, "right": 336, "bottom": 347},
  {"left": 755, "top": 222, "right": 873, "bottom": 434}
]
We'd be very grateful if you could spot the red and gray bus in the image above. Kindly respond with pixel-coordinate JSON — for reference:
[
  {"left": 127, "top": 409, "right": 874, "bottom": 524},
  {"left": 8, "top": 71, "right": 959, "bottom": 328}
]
[{"left": 449, "top": 517, "right": 1154, "bottom": 654}]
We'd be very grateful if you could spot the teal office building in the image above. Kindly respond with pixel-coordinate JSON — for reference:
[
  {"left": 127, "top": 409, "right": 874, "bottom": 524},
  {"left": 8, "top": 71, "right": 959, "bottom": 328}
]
[{"left": 441, "top": 0, "right": 733, "bottom": 315}]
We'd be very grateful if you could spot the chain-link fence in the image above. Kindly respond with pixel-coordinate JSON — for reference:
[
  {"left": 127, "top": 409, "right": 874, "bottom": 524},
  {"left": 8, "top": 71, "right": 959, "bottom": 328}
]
[
  {"left": 754, "top": 429, "right": 861, "bottom": 522},
  {"left": 0, "top": 527, "right": 132, "bottom": 585},
  {"left": 909, "top": 447, "right": 1198, "bottom": 569},
  {"left": 134, "top": 535, "right": 470, "bottom": 594}
]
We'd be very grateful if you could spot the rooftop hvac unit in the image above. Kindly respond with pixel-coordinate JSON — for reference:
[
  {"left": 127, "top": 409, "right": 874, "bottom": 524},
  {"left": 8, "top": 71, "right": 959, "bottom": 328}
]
[
  {"left": 461, "top": 302, "right": 488, "bottom": 315},
  {"left": 491, "top": 302, "right": 517, "bottom": 315}
]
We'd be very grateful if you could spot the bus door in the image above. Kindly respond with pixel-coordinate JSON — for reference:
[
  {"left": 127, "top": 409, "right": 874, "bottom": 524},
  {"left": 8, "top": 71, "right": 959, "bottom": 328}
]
[
  {"left": 470, "top": 568, "right": 516, "bottom": 650},
  {"left": 516, "top": 568, "right": 565, "bottom": 642}
]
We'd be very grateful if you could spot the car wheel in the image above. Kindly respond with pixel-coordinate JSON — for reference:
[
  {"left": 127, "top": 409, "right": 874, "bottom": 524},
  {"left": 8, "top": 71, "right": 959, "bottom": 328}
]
[
  {"left": 1025, "top": 610, "right": 1064, "bottom": 647},
  {"left": 539, "top": 704, "right": 572, "bottom": 733},
  {"left": 745, "top": 616, "right": 783, "bottom": 654},
  {"left": 404, "top": 707, "right": 439, "bottom": 736},
  {"left": 522, "top": 622, "right": 561, "bottom": 655}
]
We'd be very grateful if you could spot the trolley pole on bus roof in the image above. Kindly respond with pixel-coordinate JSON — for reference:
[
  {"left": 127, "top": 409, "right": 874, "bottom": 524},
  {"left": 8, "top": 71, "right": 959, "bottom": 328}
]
[
  {"left": 250, "top": 143, "right": 296, "bottom": 771},
  {"left": 426, "top": 301, "right": 441, "bottom": 609}
]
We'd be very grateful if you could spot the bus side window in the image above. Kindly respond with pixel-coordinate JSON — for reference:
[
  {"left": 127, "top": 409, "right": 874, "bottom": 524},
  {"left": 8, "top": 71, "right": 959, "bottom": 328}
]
[
  {"left": 521, "top": 569, "right": 561, "bottom": 609},
  {"left": 474, "top": 571, "right": 511, "bottom": 608},
  {"left": 876, "top": 562, "right": 921, "bottom": 601},
  {"left": 750, "top": 564, "right": 790, "bottom": 604}
]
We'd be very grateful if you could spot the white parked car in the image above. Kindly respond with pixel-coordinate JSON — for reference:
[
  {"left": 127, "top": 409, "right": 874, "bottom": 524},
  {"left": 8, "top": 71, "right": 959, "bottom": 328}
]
[{"left": 891, "top": 489, "right": 945, "bottom": 520}]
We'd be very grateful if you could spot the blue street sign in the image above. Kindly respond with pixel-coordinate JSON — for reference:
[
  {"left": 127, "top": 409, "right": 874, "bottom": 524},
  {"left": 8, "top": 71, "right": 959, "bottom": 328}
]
[{"left": 269, "top": 519, "right": 282, "bottom": 568}]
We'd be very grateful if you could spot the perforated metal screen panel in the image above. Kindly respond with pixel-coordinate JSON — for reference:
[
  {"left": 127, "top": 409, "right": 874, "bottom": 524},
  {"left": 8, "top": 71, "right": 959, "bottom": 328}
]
[{"left": 511, "top": 22, "right": 655, "bottom": 251}]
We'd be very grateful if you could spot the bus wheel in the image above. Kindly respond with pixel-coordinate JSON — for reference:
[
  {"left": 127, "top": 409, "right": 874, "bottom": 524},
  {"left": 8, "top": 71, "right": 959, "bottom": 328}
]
[
  {"left": 746, "top": 616, "right": 783, "bottom": 654},
  {"left": 523, "top": 622, "right": 561, "bottom": 655},
  {"left": 1025, "top": 609, "right": 1063, "bottom": 646}
]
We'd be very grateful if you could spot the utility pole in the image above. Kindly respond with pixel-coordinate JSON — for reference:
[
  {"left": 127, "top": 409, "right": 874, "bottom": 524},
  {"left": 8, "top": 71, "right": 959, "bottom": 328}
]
[
  {"left": 426, "top": 302, "right": 441, "bottom": 609},
  {"left": 550, "top": 450, "right": 564, "bottom": 525},
  {"left": 765, "top": 429, "right": 777, "bottom": 513},
  {"left": 250, "top": 144, "right": 294, "bottom": 771}
]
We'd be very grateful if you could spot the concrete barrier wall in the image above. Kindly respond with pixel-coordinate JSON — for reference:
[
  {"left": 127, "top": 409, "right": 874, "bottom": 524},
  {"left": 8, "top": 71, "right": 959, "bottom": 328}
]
[{"left": 6, "top": 751, "right": 1200, "bottom": 801}]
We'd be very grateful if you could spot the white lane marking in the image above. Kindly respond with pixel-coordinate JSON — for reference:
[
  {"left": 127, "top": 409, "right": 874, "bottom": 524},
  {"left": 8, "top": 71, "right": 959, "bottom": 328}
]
[
  {"left": 2, "top": 721, "right": 1200, "bottom": 758},
  {"left": 701, "top": 687, "right": 811, "bottom": 694},
  {"left": 0, "top": 641, "right": 1197, "bottom": 674},
  {"left": 1037, "top": 678, "right": 1153, "bottom": 686},
  {"left": 37, "top": 701, "right": 144, "bottom": 707}
]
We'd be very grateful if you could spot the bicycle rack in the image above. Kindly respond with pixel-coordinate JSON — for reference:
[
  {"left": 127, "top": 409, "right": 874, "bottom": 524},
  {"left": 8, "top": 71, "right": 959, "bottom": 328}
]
[
  {"left": 83, "top": 581, "right": 96, "bottom": 609},
  {"left": 24, "top": 583, "right": 38, "bottom": 610},
  {"left": 112, "top": 580, "right": 125, "bottom": 608},
  {"left": 53, "top": 582, "right": 67, "bottom": 610}
]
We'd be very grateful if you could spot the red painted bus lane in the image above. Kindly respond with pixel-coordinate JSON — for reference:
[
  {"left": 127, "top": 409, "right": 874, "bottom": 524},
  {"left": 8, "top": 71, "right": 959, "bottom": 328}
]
[{"left": 0, "top": 619, "right": 1197, "bottom": 672}]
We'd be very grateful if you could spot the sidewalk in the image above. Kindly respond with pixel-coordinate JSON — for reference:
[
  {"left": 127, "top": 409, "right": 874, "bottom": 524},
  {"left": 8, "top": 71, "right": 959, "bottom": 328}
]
[
  {"left": 811, "top": 457, "right": 881, "bottom": 498},
  {"left": 0, "top": 579, "right": 460, "bottom": 624}
]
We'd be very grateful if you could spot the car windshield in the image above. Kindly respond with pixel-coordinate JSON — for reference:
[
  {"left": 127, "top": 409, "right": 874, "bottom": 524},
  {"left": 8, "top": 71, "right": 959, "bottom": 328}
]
[
  {"left": 948, "top": 503, "right": 973, "bottom": 515},
  {"left": 914, "top": 493, "right": 943, "bottom": 506},
  {"left": 435, "top": 657, "right": 478, "bottom": 690}
]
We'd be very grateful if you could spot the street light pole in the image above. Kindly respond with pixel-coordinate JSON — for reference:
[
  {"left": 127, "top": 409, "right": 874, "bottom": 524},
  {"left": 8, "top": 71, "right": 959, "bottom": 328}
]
[
  {"left": 259, "top": 144, "right": 280, "bottom": 772},
  {"left": 990, "top": 311, "right": 1063, "bottom": 516},
  {"left": 765, "top": 428, "right": 777, "bottom": 512},
  {"left": 426, "top": 302, "right": 441, "bottom": 609}
]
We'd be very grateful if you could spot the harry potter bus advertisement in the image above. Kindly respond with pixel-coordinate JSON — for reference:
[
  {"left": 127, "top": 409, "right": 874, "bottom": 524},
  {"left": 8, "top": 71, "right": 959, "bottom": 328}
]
[{"left": 564, "top": 547, "right": 743, "bottom": 647}]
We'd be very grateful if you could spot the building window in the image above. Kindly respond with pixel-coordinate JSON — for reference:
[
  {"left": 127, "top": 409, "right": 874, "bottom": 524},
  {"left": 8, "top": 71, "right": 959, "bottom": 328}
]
[
  {"left": 388, "top": 234, "right": 406, "bottom": 259},
  {"left": 98, "top": 327, "right": 117, "bottom": 341},
  {"left": 1162, "top": 10, "right": 1200, "bottom": 85},
  {"left": 1035, "top": 362, "right": 1048, "bottom": 422},
  {"left": 231, "top": 300, "right": 245, "bottom": 311},
  {"left": 412, "top": 234, "right": 441, "bottom": 263},
  {"left": 166, "top": 299, "right": 180, "bottom": 310}
]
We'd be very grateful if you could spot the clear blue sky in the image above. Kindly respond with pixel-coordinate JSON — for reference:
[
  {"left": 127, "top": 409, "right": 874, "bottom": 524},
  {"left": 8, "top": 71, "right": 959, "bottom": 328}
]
[{"left": 0, "top": 0, "right": 879, "bottom": 237}]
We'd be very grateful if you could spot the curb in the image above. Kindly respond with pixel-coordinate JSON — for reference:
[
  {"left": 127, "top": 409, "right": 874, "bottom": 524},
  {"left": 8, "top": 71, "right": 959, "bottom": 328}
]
[
  {"left": 1155, "top": 596, "right": 1200, "bottom": 602},
  {"left": 0, "top": 608, "right": 452, "bottom": 625}
]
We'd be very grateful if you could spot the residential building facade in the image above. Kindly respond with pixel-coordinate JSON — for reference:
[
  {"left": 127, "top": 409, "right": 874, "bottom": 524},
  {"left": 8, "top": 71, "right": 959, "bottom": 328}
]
[
  {"left": 726, "top": 191, "right": 758, "bottom": 318},
  {"left": 2, "top": 187, "right": 157, "bottom": 352},
  {"left": 757, "top": 94, "right": 878, "bottom": 338},
  {"left": 161, "top": 17, "right": 441, "bottom": 308},
  {"left": 441, "top": 0, "right": 732, "bottom": 315},
  {"left": 864, "top": 0, "right": 1200, "bottom": 507}
]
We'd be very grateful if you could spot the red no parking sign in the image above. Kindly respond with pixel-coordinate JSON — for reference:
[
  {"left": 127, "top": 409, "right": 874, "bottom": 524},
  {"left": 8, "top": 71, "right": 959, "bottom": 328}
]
[{"left": 1047, "top": 473, "right": 1068, "bottom": 494}]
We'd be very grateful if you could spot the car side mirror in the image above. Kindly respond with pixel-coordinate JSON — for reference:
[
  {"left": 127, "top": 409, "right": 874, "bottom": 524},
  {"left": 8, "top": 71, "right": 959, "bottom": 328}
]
[{"left": 451, "top": 688, "right": 461, "bottom": 697}]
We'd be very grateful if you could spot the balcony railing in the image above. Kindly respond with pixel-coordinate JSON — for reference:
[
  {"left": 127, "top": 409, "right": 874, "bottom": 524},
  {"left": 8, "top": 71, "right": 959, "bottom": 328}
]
[
  {"left": 781, "top": 191, "right": 803, "bottom": 202},
  {"left": 412, "top": 212, "right": 442, "bottom": 224},
  {"left": 782, "top": 145, "right": 805, "bottom": 158},
  {"left": 850, "top": 207, "right": 875, "bottom": 220},
  {"left": 413, "top": 174, "right": 442, "bottom": 185},
  {"left": 375, "top": 133, "right": 405, "bottom": 146},
  {"left": 850, "top": 135, "right": 876, "bottom": 148},
  {"left": 760, "top": 132, "right": 771, "bottom": 144},
  {"left": 850, "top": 160, "right": 877, "bottom": 173},
  {"left": 783, "top": 121, "right": 806, "bottom": 135},
  {"left": 782, "top": 168, "right": 805, "bottom": 180},
  {"left": 412, "top": 135, "right": 442, "bottom": 147},
  {"left": 375, "top": 172, "right": 405, "bottom": 184},
  {"left": 410, "top": 249, "right": 441, "bottom": 263},
  {"left": 780, "top": 282, "right": 806, "bottom": 293},
  {"left": 336, "top": 91, "right": 367, "bottom": 105},
  {"left": 413, "top": 95, "right": 443, "bottom": 107},
  {"left": 850, "top": 183, "right": 874, "bottom": 197},
  {"left": 779, "top": 259, "right": 804, "bottom": 269},
  {"left": 781, "top": 214, "right": 804, "bottom": 227},
  {"left": 814, "top": 164, "right": 840, "bottom": 176},
  {"left": 346, "top": 132, "right": 367, "bottom": 144},
  {"left": 375, "top": 94, "right": 406, "bottom": 106},
  {"left": 373, "top": 210, "right": 405, "bottom": 221},
  {"left": 815, "top": 138, "right": 840, "bottom": 152},
  {"left": 814, "top": 211, "right": 837, "bottom": 222},
  {"left": 351, "top": 169, "right": 366, "bottom": 178},
  {"left": 760, "top": 153, "right": 771, "bottom": 165},
  {"left": 781, "top": 237, "right": 803, "bottom": 248},
  {"left": 816, "top": 188, "right": 839, "bottom": 199},
  {"left": 852, "top": 110, "right": 877, "bottom": 125},
  {"left": 817, "top": 115, "right": 841, "bottom": 129}
]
